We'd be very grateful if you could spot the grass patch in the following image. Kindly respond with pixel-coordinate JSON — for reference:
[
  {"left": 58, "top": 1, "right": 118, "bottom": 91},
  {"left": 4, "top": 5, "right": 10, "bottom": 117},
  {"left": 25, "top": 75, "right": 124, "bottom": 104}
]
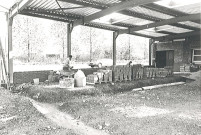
[{"left": 24, "top": 76, "right": 184, "bottom": 103}]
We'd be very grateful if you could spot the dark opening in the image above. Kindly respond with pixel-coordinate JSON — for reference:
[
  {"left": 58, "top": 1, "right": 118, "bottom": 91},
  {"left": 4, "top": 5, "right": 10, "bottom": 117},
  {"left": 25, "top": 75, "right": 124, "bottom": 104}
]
[
  {"left": 156, "top": 51, "right": 166, "bottom": 68},
  {"left": 156, "top": 50, "right": 174, "bottom": 68}
]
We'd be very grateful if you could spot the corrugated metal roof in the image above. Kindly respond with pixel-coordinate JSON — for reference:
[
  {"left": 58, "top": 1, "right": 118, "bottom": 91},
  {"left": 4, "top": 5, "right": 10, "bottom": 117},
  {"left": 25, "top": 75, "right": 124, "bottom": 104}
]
[
  {"left": 58, "top": 1, "right": 101, "bottom": 16},
  {"left": 135, "top": 30, "right": 168, "bottom": 37},
  {"left": 157, "top": 25, "right": 193, "bottom": 34},
  {"left": 129, "top": 6, "right": 174, "bottom": 20},
  {"left": 179, "top": 21, "right": 201, "bottom": 29},
  {"left": 172, "top": 3, "right": 201, "bottom": 14},
  {"left": 122, "top": 17, "right": 154, "bottom": 26},
  {"left": 92, "top": 0, "right": 121, "bottom": 5},
  {"left": 11, "top": 0, "right": 200, "bottom": 38},
  {"left": 27, "top": 0, "right": 58, "bottom": 9}
]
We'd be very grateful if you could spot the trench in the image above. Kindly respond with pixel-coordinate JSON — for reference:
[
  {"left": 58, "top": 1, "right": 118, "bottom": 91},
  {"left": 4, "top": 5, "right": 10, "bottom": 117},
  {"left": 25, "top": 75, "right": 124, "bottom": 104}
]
[{"left": 29, "top": 99, "right": 109, "bottom": 135}]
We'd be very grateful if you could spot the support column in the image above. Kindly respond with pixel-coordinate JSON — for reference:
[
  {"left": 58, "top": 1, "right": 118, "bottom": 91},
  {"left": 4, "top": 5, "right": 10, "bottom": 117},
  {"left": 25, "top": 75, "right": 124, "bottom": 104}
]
[
  {"left": 8, "top": 16, "right": 13, "bottom": 85},
  {"left": 149, "top": 38, "right": 154, "bottom": 66},
  {"left": 113, "top": 32, "right": 118, "bottom": 66},
  {"left": 67, "top": 23, "right": 73, "bottom": 57}
]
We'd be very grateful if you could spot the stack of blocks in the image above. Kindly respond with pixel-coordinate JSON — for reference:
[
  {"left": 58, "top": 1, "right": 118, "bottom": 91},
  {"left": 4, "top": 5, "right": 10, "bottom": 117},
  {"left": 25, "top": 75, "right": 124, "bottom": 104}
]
[
  {"left": 113, "top": 65, "right": 124, "bottom": 82},
  {"left": 86, "top": 74, "right": 99, "bottom": 84},
  {"left": 87, "top": 65, "right": 173, "bottom": 84},
  {"left": 98, "top": 70, "right": 112, "bottom": 83},
  {"left": 158, "top": 68, "right": 169, "bottom": 77},
  {"left": 151, "top": 68, "right": 157, "bottom": 78},
  {"left": 123, "top": 65, "right": 132, "bottom": 81},
  {"left": 93, "top": 72, "right": 104, "bottom": 83},
  {"left": 184, "top": 64, "right": 190, "bottom": 72},
  {"left": 180, "top": 65, "right": 185, "bottom": 72},
  {"left": 143, "top": 67, "right": 150, "bottom": 78},
  {"left": 180, "top": 64, "right": 190, "bottom": 72},
  {"left": 132, "top": 65, "right": 143, "bottom": 80}
]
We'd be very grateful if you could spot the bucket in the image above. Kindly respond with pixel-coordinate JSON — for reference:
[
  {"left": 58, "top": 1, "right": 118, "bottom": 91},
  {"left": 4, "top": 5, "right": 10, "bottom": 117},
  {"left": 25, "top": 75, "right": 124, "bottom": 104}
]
[
  {"left": 33, "top": 78, "right": 39, "bottom": 85},
  {"left": 75, "top": 77, "right": 86, "bottom": 87},
  {"left": 74, "top": 70, "right": 86, "bottom": 87}
]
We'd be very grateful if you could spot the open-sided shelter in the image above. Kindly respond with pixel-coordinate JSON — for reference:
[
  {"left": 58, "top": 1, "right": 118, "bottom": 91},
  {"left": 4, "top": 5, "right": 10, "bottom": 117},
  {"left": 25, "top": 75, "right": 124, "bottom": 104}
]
[{"left": 0, "top": 0, "right": 200, "bottom": 85}]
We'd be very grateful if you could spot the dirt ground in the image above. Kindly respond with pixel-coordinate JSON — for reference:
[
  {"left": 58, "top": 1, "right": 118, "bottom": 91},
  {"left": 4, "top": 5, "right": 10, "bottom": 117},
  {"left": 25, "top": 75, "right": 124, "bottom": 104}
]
[
  {"left": 0, "top": 88, "right": 78, "bottom": 135},
  {"left": 1, "top": 71, "right": 201, "bottom": 135},
  {"left": 56, "top": 80, "right": 201, "bottom": 134}
]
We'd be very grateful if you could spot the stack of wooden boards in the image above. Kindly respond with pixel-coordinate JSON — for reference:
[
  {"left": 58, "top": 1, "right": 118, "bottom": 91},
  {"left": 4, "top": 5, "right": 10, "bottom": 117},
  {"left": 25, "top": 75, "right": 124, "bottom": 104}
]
[
  {"left": 86, "top": 69, "right": 112, "bottom": 84},
  {"left": 86, "top": 65, "right": 173, "bottom": 84},
  {"left": 180, "top": 64, "right": 190, "bottom": 72}
]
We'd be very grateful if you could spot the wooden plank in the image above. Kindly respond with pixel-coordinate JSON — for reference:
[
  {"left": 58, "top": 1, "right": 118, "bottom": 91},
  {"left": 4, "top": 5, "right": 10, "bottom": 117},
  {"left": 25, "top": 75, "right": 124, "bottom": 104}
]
[{"left": 0, "top": 36, "right": 10, "bottom": 88}]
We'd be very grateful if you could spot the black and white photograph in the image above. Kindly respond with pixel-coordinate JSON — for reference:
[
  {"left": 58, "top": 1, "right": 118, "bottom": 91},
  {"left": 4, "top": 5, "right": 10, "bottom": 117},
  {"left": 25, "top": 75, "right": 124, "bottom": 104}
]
[{"left": 0, "top": 0, "right": 201, "bottom": 134}]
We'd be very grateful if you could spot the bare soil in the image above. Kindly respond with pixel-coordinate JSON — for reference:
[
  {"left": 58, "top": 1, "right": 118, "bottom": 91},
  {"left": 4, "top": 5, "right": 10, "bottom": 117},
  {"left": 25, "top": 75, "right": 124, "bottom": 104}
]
[
  {"left": 0, "top": 88, "right": 78, "bottom": 135},
  {"left": 2, "top": 72, "right": 201, "bottom": 135}
]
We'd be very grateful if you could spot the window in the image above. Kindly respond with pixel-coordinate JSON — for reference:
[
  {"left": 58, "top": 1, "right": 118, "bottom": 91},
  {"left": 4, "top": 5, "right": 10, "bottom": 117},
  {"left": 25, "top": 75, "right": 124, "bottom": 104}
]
[{"left": 193, "top": 49, "right": 201, "bottom": 64}]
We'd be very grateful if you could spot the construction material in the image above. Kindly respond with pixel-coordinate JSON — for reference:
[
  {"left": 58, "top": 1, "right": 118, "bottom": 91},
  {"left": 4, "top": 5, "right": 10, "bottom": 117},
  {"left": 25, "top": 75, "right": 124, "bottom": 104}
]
[
  {"left": 59, "top": 78, "right": 74, "bottom": 88},
  {"left": 132, "top": 82, "right": 185, "bottom": 91},
  {"left": 180, "top": 64, "right": 190, "bottom": 72},
  {"left": 132, "top": 65, "right": 143, "bottom": 80},
  {"left": 0, "top": 40, "right": 10, "bottom": 89},
  {"left": 98, "top": 70, "right": 112, "bottom": 83},
  {"left": 74, "top": 70, "right": 86, "bottom": 87},
  {"left": 86, "top": 74, "right": 99, "bottom": 84},
  {"left": 33, "top": 78, "right": 39, "bottom": 85}
]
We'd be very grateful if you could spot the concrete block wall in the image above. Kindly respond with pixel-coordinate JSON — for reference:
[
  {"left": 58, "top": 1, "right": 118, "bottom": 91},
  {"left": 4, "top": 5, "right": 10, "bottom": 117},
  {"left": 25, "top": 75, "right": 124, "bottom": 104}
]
[
  {"left": 13, "top": 70, "right": 52, "bottom": 84},
  {"left": 154, "top": 41, "right": 191, "bottom": 72}
]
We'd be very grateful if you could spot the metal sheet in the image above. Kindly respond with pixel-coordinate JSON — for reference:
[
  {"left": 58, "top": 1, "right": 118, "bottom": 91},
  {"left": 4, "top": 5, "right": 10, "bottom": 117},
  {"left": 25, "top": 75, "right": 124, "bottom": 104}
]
[
  {"left": 172, "top": 3, "right": 201, "bottom": 14},
  {"left": 179, "top": 21, "right": 201, "bottom": 29},
  {"left": 129, "top": 6, "right": 174, "bottom": 19},
  {"left": 135, "top": 30, "right": 168, "bottom": 37}
]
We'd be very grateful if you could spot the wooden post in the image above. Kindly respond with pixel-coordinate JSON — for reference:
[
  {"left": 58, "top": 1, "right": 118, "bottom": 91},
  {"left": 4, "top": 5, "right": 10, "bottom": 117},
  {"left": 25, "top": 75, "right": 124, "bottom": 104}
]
[
  {"left": 8, "top": 16, "right": 13, "bottom": 85},
  {"left": 67, "top": 23, "right": 73, "bottom": 57},
  {"left": 149, "top": 39, "right": 154, "bottom": 66},
  {"left": 113, "top": 32, "right": 118, "bottom": 66}
]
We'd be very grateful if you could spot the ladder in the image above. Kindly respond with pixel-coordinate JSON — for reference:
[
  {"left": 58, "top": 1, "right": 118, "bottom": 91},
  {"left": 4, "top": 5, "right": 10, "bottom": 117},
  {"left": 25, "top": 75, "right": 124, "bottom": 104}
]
[{"left": 0, "top": 39, "right": 10, "bottom": 89}]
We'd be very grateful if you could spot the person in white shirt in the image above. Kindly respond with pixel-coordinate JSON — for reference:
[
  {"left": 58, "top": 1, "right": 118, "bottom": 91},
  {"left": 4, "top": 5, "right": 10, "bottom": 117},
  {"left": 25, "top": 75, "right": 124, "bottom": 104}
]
[{"left": 63, "top": 55, "right": 73, "bottom": 71}]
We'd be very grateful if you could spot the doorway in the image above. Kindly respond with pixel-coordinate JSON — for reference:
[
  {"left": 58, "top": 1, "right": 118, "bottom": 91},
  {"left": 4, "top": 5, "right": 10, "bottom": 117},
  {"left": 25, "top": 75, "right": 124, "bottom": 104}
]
[{"left": 156, "top": 50, "right": 174, "bottom": 68}]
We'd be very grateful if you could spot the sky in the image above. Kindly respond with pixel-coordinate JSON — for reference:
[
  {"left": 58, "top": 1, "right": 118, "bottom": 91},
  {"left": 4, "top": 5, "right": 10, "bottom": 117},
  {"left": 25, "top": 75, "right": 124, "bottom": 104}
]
[{"left": 0, "top": 0, "right": 17, "bottom": 11}]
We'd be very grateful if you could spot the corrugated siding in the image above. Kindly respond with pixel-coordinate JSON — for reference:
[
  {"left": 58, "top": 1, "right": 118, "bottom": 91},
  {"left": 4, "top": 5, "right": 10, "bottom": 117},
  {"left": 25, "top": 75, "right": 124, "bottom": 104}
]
[
  {"left": 129, "top": 6, "right": 174, "bottom": 20},
  {"left": 173, "top": 3, "right": 201, "bottom": 14}
]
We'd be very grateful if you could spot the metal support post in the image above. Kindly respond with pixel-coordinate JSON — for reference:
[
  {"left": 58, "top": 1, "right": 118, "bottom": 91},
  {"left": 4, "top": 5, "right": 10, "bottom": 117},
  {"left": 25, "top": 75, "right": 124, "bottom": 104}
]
[
  {"left": 67, "top": 23, "right": 73, "bottom": 57},
  {"left": 149, "top": 38, "right": 154, "bottom": 66},
  {"left": 113, "top": 31, "right": 119, "bottom": 66}
]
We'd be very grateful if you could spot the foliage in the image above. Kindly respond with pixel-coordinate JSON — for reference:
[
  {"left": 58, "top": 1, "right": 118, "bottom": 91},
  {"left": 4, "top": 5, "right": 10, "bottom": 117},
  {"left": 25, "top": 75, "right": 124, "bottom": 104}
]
[{"left": 12, "top": 15, "right": 149, "bottom": 64}]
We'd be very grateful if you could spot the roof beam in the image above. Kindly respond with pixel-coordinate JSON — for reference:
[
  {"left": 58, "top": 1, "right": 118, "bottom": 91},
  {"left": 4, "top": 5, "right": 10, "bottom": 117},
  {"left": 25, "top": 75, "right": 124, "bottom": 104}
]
[
  {"left": 59, "top": 0, "right": 199, "bottom": 33},
  {"left": 130, "top": 32, "right": 155, "bottom": 38},
  {"left": 51, "top": 7, "right": 87, "bottom": 11},
  {"left": 157, "top": 31, "right": 176, "bottom": 35},
  {"left": 20, "top": 12, "right": 71, "bottom": 23},
  {"left": 142, "top": 3, "right": 200, "bottom": 24},
  {"left": 58, "top": 0, "right": 107, "bottom": 9},
  {"left": 142, "top": 3, "right": 186, "bottom": 17},
  {"left": 155, "top": 31, "right": 201, "bottom": 41},
  {"left": 9, "top": 0, "right": 33, "bottom": 18},
  {"left": 22, "top": 8, "right": 82, "bottom": 20},
  {"left": 130, "top": 13, "right": 200, "bottom": 32},
  {"left": 73, "top": 0, "right": 159, "bottom": 26}
]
